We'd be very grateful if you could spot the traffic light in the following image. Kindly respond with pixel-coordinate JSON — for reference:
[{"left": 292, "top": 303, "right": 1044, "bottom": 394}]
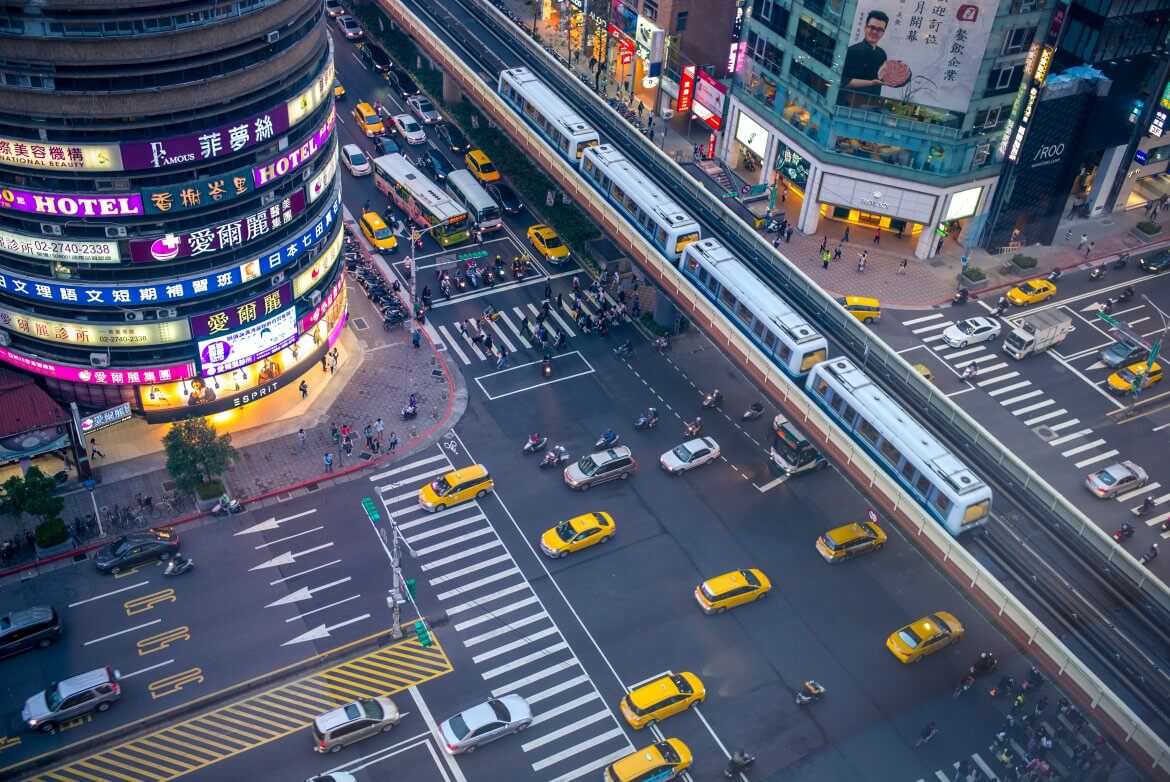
[
  {"left": 405, "top": 578, "right": 417, "bottom": 599},
  {"left": 360, "top": 497, "right": 381, "bottom": 522},
  {"left": 413, "top": 620, "right": 432, "bottom": 647}
]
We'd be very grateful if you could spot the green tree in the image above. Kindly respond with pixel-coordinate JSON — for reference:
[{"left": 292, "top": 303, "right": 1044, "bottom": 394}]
[
  {"left": 163, "top": 418, "right": 239, "bottom": 493},
  {"left": 2, "top": 467, "right": 64, "bottom": 526}
]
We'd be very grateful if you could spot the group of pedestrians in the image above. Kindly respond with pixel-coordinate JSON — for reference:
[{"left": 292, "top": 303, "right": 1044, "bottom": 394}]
[{"left": 320, "top": 418, "right": 398, "bottom": 473}]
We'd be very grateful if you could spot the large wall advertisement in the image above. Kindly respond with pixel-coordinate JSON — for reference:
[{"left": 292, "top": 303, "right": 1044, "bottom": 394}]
[
  {"left": 0, "top": 230, "right": 121, "bottom": 264},
  {"left": 0, "top": 346, "right": 196, "bottom": 385},
  {"left": 0, "top": 60, "right": 333, "bottom": 173},
  {"left": 0, "top": 305, "right": 191, "bottom": 347},
  {"left": 838, "top": 0, "right": 1002, "bottom": 113}
]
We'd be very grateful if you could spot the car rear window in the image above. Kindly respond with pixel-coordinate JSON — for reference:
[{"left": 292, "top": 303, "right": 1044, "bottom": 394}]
[
  {"left": 449, "top": 713, "right": 470, "bottom": 739},
  {"left": 896, "top": 629, "right": 922, "bottom": 649},
  {"left": 657, "top": 741, "right": 680, "bottom": 763},
  {"left": 741, "top": 570, "right": 760, "bottom": 587}
]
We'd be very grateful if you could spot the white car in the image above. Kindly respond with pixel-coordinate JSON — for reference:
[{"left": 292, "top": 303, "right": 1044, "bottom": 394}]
[
  {"left": 335, "top": 14, "right": 362, "bottom": 39},
  {"left": 660, "top": 437, "right": 720, "bottom": 474},
  {"left": 942, "top": 316, "right": 1001, "bottom": 348},
  {"left": 323, "top": 0, "right": 345, "bottom": 17},
  {"left": 406, "top": 95, "right": 442, "bottom": 125},
  {"left": 391, "top": 113, "right": 427, "bottom": 145},
  {"left": 340, "top": 143, "right": 371, "bottom": 176},
  {"left": 439, "top": 694, "right": 532, "bottom": 754}
]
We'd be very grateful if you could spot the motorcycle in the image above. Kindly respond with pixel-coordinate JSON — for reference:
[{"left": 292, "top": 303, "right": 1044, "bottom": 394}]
[
  {"left": 1114, "top": 521, "right": 1136, "bottom": 541},
  {"left": 613, "top": 341, "right": 636, "bottom": 358},
  {"left": 701, "top": 390, "right": 723, "bottom": 409},
  {"left": 961, "top": 365, "right": 979, "bottom": 381},
  {"left": 724, "top": 752, "right": 757, "bottom": 777},
  {"left": 541, "top": 354, "right": 553, "bottom": 378},
  {"left": 383, "top": 313, "right": 405, "bottom": 331},
  {"left": 540, "top": 446, "right": 570, "bottom": 469},
  {"left": 952, "top": 288, "right": 970, "bottom": 305},
  {"left": 1119, "top": 285, "right": 1135, "bottom": 303},
  {"left": 989, "top": 675, "right": 1015, "bottom": 699},
  {"left": 1046, "top": 267, "right": 1063, "bottom": 282},
  {"left": 164, "top": 555, "right": 193, "bottom": 577},
  {"left": 212, "top": 495, "right": 246, "bottom": 517},
  {"left": 1136, "top": 497, "right": 1156, "bottom": 517},
  {"left": 1020, "top": 666, "right": 1045, "bottom": 692},
  {"left": 1113, "top": 252, "right": 1130, "bottom": 269},
  {"left": 970, "top": 652, "right": 999, "bottom": 677},
  {"left": 953, "top": 673, "right": 976, "bottom": 699},
  {"left": 634, "top": 410, "right": 659, "bottom": 430},
  {"left": 523, "top": 435, "right": 548, "bottom": 455},
  {"left": 1139, "top": 543, "right": 1160, "bottom": 565},
  {"left": 684, "top": 419, "right": 703, "bottom": 437},
  {"left": 742, "top": 402, "right": 765, "bottom": 421},
  {"left": 1089, "top": 265, "right": 1108, "bottom": 282},
  {"left": 595, "top": 430, "right": 619, "bottom": 449},
  {"left": 794, "top": 680, "right": 825, "bottom": 705},
  {"left": 652, "top": 336, "right": 671, "bottom": 353}
]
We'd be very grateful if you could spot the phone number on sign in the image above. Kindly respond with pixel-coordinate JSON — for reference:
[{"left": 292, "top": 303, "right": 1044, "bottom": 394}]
[{"left": 0, "top": 232, "right": 119, "bottom": 263}]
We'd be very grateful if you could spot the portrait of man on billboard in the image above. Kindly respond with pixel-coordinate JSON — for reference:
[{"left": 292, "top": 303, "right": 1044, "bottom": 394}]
[{"left": 840, "top": 10, "right": 890, "bottom": 100}]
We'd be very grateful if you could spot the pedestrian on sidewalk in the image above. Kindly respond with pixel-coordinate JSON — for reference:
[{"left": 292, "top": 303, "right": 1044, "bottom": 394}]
[
  {"left": 873, "top": 230, "right": 881, "bottom": 245},
  {"left": 298, "top": 429, "right": 306, "bottom": 449},
  {"left": 299, "top": 379, "right": 309, "bottom": 399},
  {"left": 321, "top": 355, "right": 328, "bottom": 374},
  {"left": 772, "top": 236, "right": 781, "bottom": 249},
  {"left": 327, "top": 354, "right": 337, "bottom": 375},
  {"left": 412, "top": 328, "right": 421, "bottom": 348},
  {"left": 914, "top": 722, "right": 938, "bottom": 746},
  {"left": 1065, "top": 227, "right": 1074, "bottom": 241},
  {"left": 374, "top": 418, "right": 384, "bottom": 442},
  {"left": 323, "top": 452, "right": 334, "bottom": 473},
  {"left": 819, "top": 236, "right": 828, "bottom": 253},
  {"left": 898, "top": 258, "right": 908, "bottom": 274},
  {"left": 364, "top": 424, "right": 374, "bottom": 449},
  {"left": 1084, "top": 241, "right": 1095, "bottom": 257},
  {"left": 785, "top": 226, "right": 793, "bottom": 242},
  {"left": 90, "top": 438, "right": 104, "bottom": 459},
  {"left": 833, "top": 245, "right": 843, "bottom": 261},
  {"left": 632, "top": 296, "right": 641, "bottom": 319},
  {"left": 330, "top": 422, "right": 339, "bottom": 444},
  {"left": 637, "top": 99, "right": 645, "bottom": 118},
  {"left": 842, "top": 226, "right": 851, "bottom": 243},
  {"left": 822, "top": 250, "right": 831, "bottom": 269},
  {"left": 1078, "top": 233, "right": 1088, "bottom": 249},
  {"left": 389, "top": 432, "right": 398, "bottom": 451}
]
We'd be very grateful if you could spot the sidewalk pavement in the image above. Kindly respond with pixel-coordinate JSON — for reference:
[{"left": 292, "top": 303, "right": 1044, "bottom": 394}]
[
  {"left": 513, "top": 0, "right": 1170, "bottom": 307},
  {"left": 1, "top": 217, "right": 466, "bottom": 571}
]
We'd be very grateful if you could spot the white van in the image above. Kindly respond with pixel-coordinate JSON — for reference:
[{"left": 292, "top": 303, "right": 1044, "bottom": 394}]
[{"left": 447, "top": 169, "right": 502, "bottom": 233}]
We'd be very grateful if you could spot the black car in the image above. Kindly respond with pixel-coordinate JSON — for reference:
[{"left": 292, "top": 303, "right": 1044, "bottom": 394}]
[
  {"left": 1139, "top": 253, "right": 1170, "bottom": 273},
  {"left": 387, "top": 67, "right": 421, "bottom": 99},
  {"left": 1099, "top": 337, "right": 1151, "bottom": 369},
  {"left": 0, "top": 606, "right": 62, "bottom": 658},
  {"left": 487, "top": 182, "right": 523, "bottom": 215},
  {"left": 419, "top": 148, "right": 454, "bottom": 182},
  {"left": 435, "top": 123, "right": 471, "bottom": 154},
  {"left": 372, "top": 134, "right": 402, "bottom": 156},
  {"left": 358, "top": 43, "right": 393, "bottom": 74},
  {"left": 94, "top": 529, "right": 180, "bottom": 574}
]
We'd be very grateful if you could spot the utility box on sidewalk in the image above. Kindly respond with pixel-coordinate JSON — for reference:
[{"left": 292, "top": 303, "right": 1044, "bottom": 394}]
[{"left": 585, "top": 238, "right": 629, "bottom": 278}]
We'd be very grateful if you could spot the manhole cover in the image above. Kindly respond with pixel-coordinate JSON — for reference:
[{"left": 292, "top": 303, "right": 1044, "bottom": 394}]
[
  {"left": 1034, "top": 425, "right": 1056, "bottom": 440},
  {"left": 353, "top": 317, "right": 368, "bottom": 331}
]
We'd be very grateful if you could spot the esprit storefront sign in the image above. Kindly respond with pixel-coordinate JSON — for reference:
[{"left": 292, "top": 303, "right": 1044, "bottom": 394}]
[
  {"left": 0, "top": 305, "right": 190, "bottom": 346},
  {"left": 0, "top": 60, "right": 333, "bottom": 173},
  {"left": 129, "top": 191, "right": 307, "bottom": 263},
  {"left": 0, "top": 229, "right": 120, "bottom": 263},
  {"left": 0, "top": 345, "right": 196, "bottom": 384},
  {"left": 0, "top": 193, "right": 339, "bottom": 307}
]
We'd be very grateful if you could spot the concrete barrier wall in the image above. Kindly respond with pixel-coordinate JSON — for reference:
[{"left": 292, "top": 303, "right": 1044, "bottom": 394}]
[{"left": 384, "top": 1, "right": 1170, "bottom": 774}]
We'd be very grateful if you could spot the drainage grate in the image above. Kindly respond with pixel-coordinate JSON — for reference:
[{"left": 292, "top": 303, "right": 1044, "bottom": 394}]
[
  {"left": 431, "top": 369, "right": 444, "bottom": 379},
  {"left": 353, "top": 317, "right": 368, "bottom": 331},
  {"left": 305, "top": 482, "right": 321, "bottom": 492},
  {"left": 275, "top": 492, "right": 291, "bottom": 501},
  {"left": 73, "top": 552, "right": 88, "bottom": 563}
]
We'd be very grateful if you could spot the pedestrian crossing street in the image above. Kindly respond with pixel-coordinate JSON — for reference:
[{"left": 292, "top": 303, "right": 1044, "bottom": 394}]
[
  {"left": 423, "top": 287, "right": 620, "bottom": 366},
  {"left": 367, "top": 450, "right": 635, "bottom": 782},
  {"left": 903, "top": 312, "right": 1170, "bottom": 535}
]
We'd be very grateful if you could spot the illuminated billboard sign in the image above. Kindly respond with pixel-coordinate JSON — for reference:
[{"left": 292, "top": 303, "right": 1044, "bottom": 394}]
[
  {"left": 0, "top": 194, "right": 339, "bottom": 307},
  {"left": 192, "top": 282, "right": 297, "bottom": 375},
  {"left": 0, "top": 229, "right": 120, "bottom": 263},
  {"left": 0, "top": 305, "right": 191, "bottom": 346},
  {"left": 0, "top": 190, "right": 144, "bottom": 217},
  {"left": 0, "top": 345, "right": 196, "bottom": 384},
  {"left": 254, "top": 107, "right": 335, "bottom": 187}
]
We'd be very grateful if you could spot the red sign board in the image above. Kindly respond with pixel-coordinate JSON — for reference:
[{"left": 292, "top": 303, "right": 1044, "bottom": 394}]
[{"left": 676, "top": 66, "right": 695, "bottom": 114}]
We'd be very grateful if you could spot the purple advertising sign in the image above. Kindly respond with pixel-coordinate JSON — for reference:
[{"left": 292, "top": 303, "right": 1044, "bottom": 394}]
[
  {"left": 130, "top": 191, "right": 307, "bottom": 263},
  {"left": 0, "top": 188, "right": 144, "bottom": 217},
  {"left": 254, "top": 108, "right": 336, "bottom": 187},
  {"left": 191, "top": 282, "right": 294, "bottom": 339},
  {"left": 119, "top": 107, "right": 293, "bottom": 171}
]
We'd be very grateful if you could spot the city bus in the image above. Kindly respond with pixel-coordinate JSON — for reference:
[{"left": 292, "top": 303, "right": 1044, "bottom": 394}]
[
  {"left": 372, "top": 153, "right": 470, "bottom": 247},
  {"left": 770, "top": 414, "right": 827, "bottom": 476}
]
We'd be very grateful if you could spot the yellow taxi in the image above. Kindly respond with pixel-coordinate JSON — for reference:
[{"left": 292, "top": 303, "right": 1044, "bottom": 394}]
[
  {"left": 693, "top": 569, "right": 771, "bottom": 615},
  {"left": 604, "top": 739, "right": 692, "bottom": 782},
  {"left": 465, "top": 149, "right": 500, "bottom": 183},
  {"left": 620, "top": 673, "right": 704, "bottom": 729},
  {"left": 1107, "top": 361, "right": 1162, "bottom": 395},
  {"left": 418, "top": 464, "right": 493, "bottom": 512},
  {"left": 1006, "top": 279, "right": 1056, "bottom": 306},
  {"left": 527, "top": 224, "right": 570, "bottom": 264},
  {"left": 333, "top": 78, "right": 346, "bottom": 100},
  {"left": 885, "top": 611, "right": 963, "bottom": 663},
  {"left": 912, "top": 364, "right": 935, "bottom": 384},
  {"left": 816, "top": 521, "right": 888, "bottom": 563},
  {"left": 352, "top": 102, "right": 384, "bottom": 137},
  {"left": 836, "top": 296, "right": 881, "bottom": 323},
  {"left": 359, "top": 212, "right": 398, "bottom": 253},
  {"left": 540, "top": 512, "right": 614, "bottom": 558}
]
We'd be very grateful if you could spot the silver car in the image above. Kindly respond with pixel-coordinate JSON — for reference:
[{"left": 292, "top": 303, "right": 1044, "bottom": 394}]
[
  {"left": 23, "top": 666, "right": 121, "bottom": 732},
  {"left": 406, "top": 95, "right": 442, "bottom": 125},
  {"left": 439, "top": 694, "right": 532, "bottom": 754},
  {"left": 313, "top": 697, "right": 400, "bottom": 752},
  {"left": 1084, "top": 460, "right": 1148, "bottom": 498}
]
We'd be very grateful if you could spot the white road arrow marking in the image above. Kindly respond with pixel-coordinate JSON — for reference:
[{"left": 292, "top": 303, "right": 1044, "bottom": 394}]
[
  {"left": 281, "top": 614, "right": 370, "bottom": 646},
  {"left": 1084, "top": 361, "right": 1107, "bottom": 371},
  {"left": 234, "top": 509, "right": 317, "bottom": 536},
  {"left": 249, "top": 542, "right": 333, "bottom": 571},
  {"left": 752, "top": 474, "right": 790, "bottom": 492},
  {"left": 1080, "top": 302, "right": 1107, "bottom": 313},
  {"left": 265, "top": 577, "right": 352, "bottom": 607}
]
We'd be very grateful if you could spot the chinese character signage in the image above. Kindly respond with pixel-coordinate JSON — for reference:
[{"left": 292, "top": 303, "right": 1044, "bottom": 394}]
[
  {"left": 306, "top": 145, "right": 339, "bottom": 204},
  {"left": 0, "top": 228, "right": 120, "bottom": 264},
  {"left": 0, "top": 345, "right": 196, "bottom": 384},
  {"left": 195, "top": 306, "right": 298, "bottom": 376},
  {"left": 676, "top": 67, "right": 696, "bottom": 114},
  {"left": 0, "top": 194, "right": 340, "bottom": 307},
  {"left": 839, "top": 0, "right": 1002, "bottom": 113},
  {"left": 141, "top": 162, "right": 257, "bottom": 215},
  {"left": 0, "top": 189, "right": 144, "bottom": 217},
  {"left": 80, "top": 403, "right": 132, "bottom": 434},
  {"left": 191, "top": 282, "right": 293, "bottom": 339},
  {"left": 1149, "top": 110, "right": 1167, "bottom": 138},
  {"left": 130, "top": 191, "right": 307, "bottom": 263},
  {"left": 254, "top": 107, "right": 336, "bottom": 187},
  {"left": 693, "top": 71, "right": 728, "bottom": 131},
  {"left": 0, "top": 305, "right": 190, "bottom": 347}
]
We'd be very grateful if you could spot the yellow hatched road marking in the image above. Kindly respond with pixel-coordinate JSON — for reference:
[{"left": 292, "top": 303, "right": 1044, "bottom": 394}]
[{"left": 29, "top": 634, "right": 451, "bottom": 781}]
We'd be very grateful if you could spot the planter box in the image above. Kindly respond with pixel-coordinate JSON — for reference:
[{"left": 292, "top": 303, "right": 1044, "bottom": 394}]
[
  {"left": 1132, "top": 225, "right": 1163, "bottom": 239},
  {"left": 36, "top": 539, "right": 77, "bottom": 560},
  {"left": 193, "top": 493, "right": 220, "bottom": 512}
]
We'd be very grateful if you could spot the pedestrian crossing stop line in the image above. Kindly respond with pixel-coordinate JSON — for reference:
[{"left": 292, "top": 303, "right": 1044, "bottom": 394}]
[{"left": 25, "top": 636, "right": 452, "bottom": 782}]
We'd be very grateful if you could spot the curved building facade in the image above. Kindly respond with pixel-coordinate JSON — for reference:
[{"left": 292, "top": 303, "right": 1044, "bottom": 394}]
[{"left": 0, "top": 0, "right": 345, "bottom": 422}]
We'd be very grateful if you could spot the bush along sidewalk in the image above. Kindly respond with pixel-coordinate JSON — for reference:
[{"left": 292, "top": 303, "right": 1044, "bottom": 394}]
[{"left": 347, "top": 4, "right": 601, "bottom": 270}]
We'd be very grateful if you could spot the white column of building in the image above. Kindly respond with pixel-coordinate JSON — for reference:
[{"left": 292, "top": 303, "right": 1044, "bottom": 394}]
[
  {"left": 798, "top": 160, "right": 823, "bottom": 235},
  {"left": 915, "top": 197, "right": 943, "bottom": 260}
]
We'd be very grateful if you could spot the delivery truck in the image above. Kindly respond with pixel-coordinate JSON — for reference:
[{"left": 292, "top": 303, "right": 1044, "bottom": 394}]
[{"left": 1002, "top": 310, "right": 1073, "bottom": 359}]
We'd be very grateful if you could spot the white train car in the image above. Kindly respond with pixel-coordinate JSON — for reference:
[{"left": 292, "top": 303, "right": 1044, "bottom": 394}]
[
  {"left": 805, "top": 357, "right": 992, "bottom": 534},
  {"left": 681, "top": 238, "right": 827, "bottom": 377},
  {"left": 498, "top": 67, "right": 600, "bottom": 163}
]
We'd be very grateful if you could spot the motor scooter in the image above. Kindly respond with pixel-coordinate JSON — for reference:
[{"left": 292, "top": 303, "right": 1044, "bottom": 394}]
[
  {"left": 742, "top": 402, "right": 764, "bottom": 421},
  {"left": 1046, "top": 267, "right": 1063, "bottom": 282},
  {"left": 1114, "top": 522, "right": 1136, "bottom": 541},
  {"left": 1136, "top": 497, "right": 1156, "bottom": 517},
  {"left": 724, "top": 752, "right": 757, "bottom": 777},
  {"left": 523, "top": 435, "right": 548, "bottom": 454},
  {"left": 164, "top": 555, "right": 193, "bottom": 577},
  {"left": 1139, "top": 543, "right": 1160, "bottom": 565},
  {"left": 794, "top": 680, "right": 825, "bottom": 705},
  {"left": 540, "top": 446, "right": 570, "bottom": 468},
  {"left": 212, "top": 495, "right": 246, "bottom": 516},
  {"left": 595, "top": 431, "right": 619, "bottom": 449},
  {"left": 952, "top": 288, "right": 970, "bottom": 305},
  {"left": 1090, "top": 265, "right": 1108, "bottom": 282},
  {"left": 701, "top": 390, "right": 723, "bottom": 409},
  {"left": 684, "top": 419, "right": 703, "bottom": 437},
  {"left": 634, "top": 411, "right": 659, "bottom": 430}
]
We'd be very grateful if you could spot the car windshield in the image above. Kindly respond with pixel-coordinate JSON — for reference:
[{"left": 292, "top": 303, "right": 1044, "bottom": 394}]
[
  {"left": 671, "top": 444, "right": 693, "bottom": 462},
  {"left": 45, "top": 683, "right": 62, "bottom": 710},
  {"left": 670, "top": 674, "right": 692, "bottom": 694},
  {"left": 555, "top": 521, "right": 575, "bottom": 542},
  {"left": 479, "top": 160, "right": 496, "bottom": 173},
  {"left": 497, "top": 185, "right": 516, "bottom": 201},
  {"left": 543, "top": 234, "right": 563, "bottom": 249},
  {"left": 402, "top": 119, "right": 421, "bottom": 133},
  {"left": 741, "top": 570, "right": 760, "bottom": 587},
  {"left": 700, "top": 582, "right": 718, "bottom": 600},
  {"left": 360, "top": 111, "right": 377, "bottom": 124},
  {"left": 1095, "top": 470, "right": 1118, "bottom": 486},
  {"left": 349, "top": 151, "right": 366, "bottom": 165},
  {"left": 361, "top": 699, "right": 384, "bottom": 720},
  {"left": 958, "top": 321, "right": 981, "bottom": 334},
  {"left": 897, "top": 627, "right": 924, "bottom": 648},
  {"left": 448, "top": 713, "right": 470, "bottom": 740},
  {"left": 417, "top": 99, "right": 434, "bottom": 112},
  {"left": 577, "top": 456, "right": 598, "bottom": 475},
  {"left": 430, "top": 477, "right": 455, "bottom": 497},
  {"left": 374, "top": 227, "right": 392, "bottom": 240},
  {"left": 1022, "top": 282, "right": 1040, "bottom": 294},
  {"left": 111, "top": 538, "right": 131, "bottom": 555},
  {"left": 658, "top": 741, "right": 681, "bottom": 763},
  {"left": 1117, "top": 369, "right": 1139, "bottom": 383}
]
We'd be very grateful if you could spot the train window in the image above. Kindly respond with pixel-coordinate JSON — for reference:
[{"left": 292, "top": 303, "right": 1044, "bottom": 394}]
[
  {"left": 656, "top": 227, "right": 667, "bottom": 245},
  {"left": 900, "top": 460, "right": 918, "bottom": 482},
  {"left": 813, "top": 378, "right": 829, "bottom": 398},
  {"left": 931, "top": 493, "right": 952, "bottom": 515},
  {"left": 735, "top": 301, "right": 752, "bottom": 326},
  {"left": 560, "top": 138, "right": 569, "bottom": 154},
  {"left": 720, "top": 287, "right": 736, "bottom": 310},
  {"left": 840, "top": 403, "right": 856, "bottom": 424},
  {"left": 705, "top": 276, "right": 718, "bottom": 295},
  {"left": 695, "top": 266, "right": 707, "bottom": 284},
  {"left": 752, "top": 320, "right": 766, "bottom": 339},
  {"left": 764, "top": 333, "right": 779, "bottom": 353},
  {"left": 915, "top": 473, "right": 932, "bottom": 496},
  {"left": 583, "top": 159, "right": 594, "bottom": 176},
  {"left": 962, "top": 500, "right": 989, "bottom": 524},
  {"left": 831, "top": 394, "right": 848, "bottom": 416},
  {"left": 879, "top": 439, "right": 902, "bottom": 466},
  {"left": 858, "top": 418, "right": 880, "bottom": 445}
]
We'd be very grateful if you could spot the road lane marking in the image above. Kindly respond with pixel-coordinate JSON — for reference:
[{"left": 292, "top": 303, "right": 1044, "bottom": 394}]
[
  {"left": 437, "top": 567, "right": 522, "bottom": 602},
  {"left": 285, "top": 595, "right": 362, "bottom": 622},
  {"left": 752, "top": 474, "right": 789, "bottom": 492},
  {"left": 428, "top": 553, "right": 511, "bottom": 585},
  {"left": 976, "top": 372, "right": 1021, "bottom": 387},
  {"left": 999, "top": 390, "right": 1044, "bottom": 406},
  {"left": 1076, "top": 450, "right": 1119, "bottom": 469},
  {"left": 267, "top": 578, "right": 353, "bottom": 607},
  {"left": 380, "top": 465, "right": 449, "bottom": 491},
  {"left": 530, "top": 692, "right": 605, "bottom": 727},
  {"left": 937, "top": 345, "right": 985, "bottom": 357},
  {"left": 525, "top": 673, "right": 591, "bottom": 705},
  {"left": 282, "top": 614, "right": 371, "bottom": 645},
  {"left": 404, "top": 514, "right": 486, "bottom": 544},
  {"left": 368, "top": 453, "right": 448, "bottom": 483},
  {"left": 437, "top": 325, "right": 469, "bottom": 364},
  {"left": 463, "top": 612, "right": 547, "bottom": 646},
  {"left": 1012, "top": 399, "right": 1055, "bottom": 415},
  {"left": 453, "top": 595, "right": 540, "bottom": 630},
  {"left": 522, "top": 709, "right": 610, "bottom": 751},
  {"left": 532, "top": 727, "right": 626, "bottom": 771},
  {"left": 269, "top": 559, "right": 342, "bottom": 585},
  {"left": 68, "top": 581, "right": 149, "bottom": 608},
  {"left": 234, "top": 509, "right": 317, "bottom": 536},
  {"left": 419, "top": 540, "right": 503, "bottom": 571},
  {"left": 912, "top": 321, "right": 951, "bottom": 334},
  {"left": 471, "top": 626, "right": 558, "bottom": 663},
  {"left": 254, "top": 525, "right": 325, "bottom": 549},
  {"left": 548, "top": 749, "right": 633, "bottom": 782},
  {"left": 1049, "top": 428, "right": 1094, "bottom": 446},
  {"left": 408, "top": 686, "right": 468, "bottom": 782},
  {"left": 250, "top": 543, "right": 333, "bottom": 570},
  {"left": 491, "top": 660, "right": 578, "bottom": 697},
  {"left": 987, "top": 381, "right": 1031, "bottom": 397},
  {"left": 1061, "top": 439, "right": 1107, "bottom": 457},
  {"left": 488, "top": 319, "right": 517, "bottom": 353},
  {"left": 120, "top": 660, "right": 175, "bottom": 680},
  {"left": 83, "top": 619, "right": 161, "bottom": 646},
  {"left": 1118, "top": 483, "right": 1161, "bottom": 502},
  {"left": 481, "top": 642, "right": 570, "bottom": 679},
  {"left": 414, "top": 527, "right": 493, "bottom": 557},
  {"left": 1048, "top": 419, "right": 1082, "bottom": 432},
  {"left": 1024, "top": 409, "right": 1068, "bottom": 425},
  {"left": 904, "top": 313, "right": 945, "bottom": 325}
]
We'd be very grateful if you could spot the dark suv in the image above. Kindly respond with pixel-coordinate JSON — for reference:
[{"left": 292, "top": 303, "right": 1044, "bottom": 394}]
[
  {"left": 1099, "top": 337, "right": 1151, "bottom": 369},
  {"left": 0, "top": 606, "right": 62, "bottom": 658},
  {"left": 419, "top": 148, "right": 455, "bottom": 182},
  {"left": 387, "top": 68, "right": 421, "bottom": 98},
  {"left": 359, "top": 43, "right": 392, "bottom": 74}
]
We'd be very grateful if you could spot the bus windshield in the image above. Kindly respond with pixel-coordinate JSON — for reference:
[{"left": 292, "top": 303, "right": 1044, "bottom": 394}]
[{"left": 770, "top": 415, "right": 820, "bottom": 472}]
